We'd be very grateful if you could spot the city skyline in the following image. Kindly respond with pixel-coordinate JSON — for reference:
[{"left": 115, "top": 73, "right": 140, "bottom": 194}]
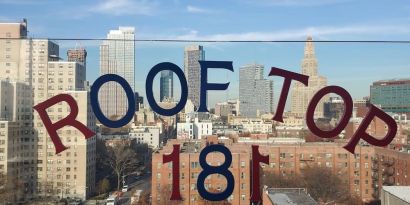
[
  {"left": 1, "top": 2, "right": 410, "bottom": 204},
  {"left": 1, "top": 0, "right": 410, "bottom": 107}
]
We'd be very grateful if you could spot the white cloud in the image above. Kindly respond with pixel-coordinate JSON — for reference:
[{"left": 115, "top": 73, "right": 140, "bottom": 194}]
[
  {"left": 186, "top": 5, "right": 211, "bottom": 13},
  {"left": 0, "top": 0, "right": 47, "bottom": 4},
  {"left": 249, "top": 0, "right": 349, "bottom": 6},
  {"left": 89, "top": 0, "right": 156, "bottom": 16},
  {"left": 151, "top": 24, "right": 410, "bottom": 41}
]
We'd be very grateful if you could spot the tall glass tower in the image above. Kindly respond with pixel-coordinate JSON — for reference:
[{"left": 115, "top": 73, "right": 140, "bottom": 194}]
[
  {"left": 160, "top": 70, "right": 173, "bottom": 102},
  {"left": 99, "top": 27, "right": 135, "bottom": 118}
]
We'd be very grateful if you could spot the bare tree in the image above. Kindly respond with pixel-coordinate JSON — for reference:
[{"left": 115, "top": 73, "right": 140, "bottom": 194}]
[
  {"left": 157, "top": 185, "right": 183, "bottom": 205},
  {"left": 136, "top": 190, "right": 151, "bottom": 205},
  {"left": 301, "top": 166, "right": 349, "bottom": 203},
  {"left": 106, "top": 143, "right": 140, "bottom": 190},
  {"left": 262, "top": 166, "right": 359, "bottom": 204}
]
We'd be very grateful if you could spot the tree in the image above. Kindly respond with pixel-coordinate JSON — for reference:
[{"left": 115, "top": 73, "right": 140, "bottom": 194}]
[
  {"left": 137, "top": 190, "right": 151, "bottom": 205},
  {"left": 96, "top": 178, "right": 110, "bottom": 195},
  {"left": 157, "top": 185, "right": 183, "bottom": 205},
  {"left": 301, "top": 166, "right": 349, "bottom": 203},
  {"left": 106, "top": 143, "right": 140, "bottom": 190},
  {"left": 0, "top": 172, "right": 12, "bottom": 203},
  {"left": 262, "top": 171, "right": 302, "bottom": 188},
  {"left": 262, "top": 166, "right": 361, "bottom": 204}
]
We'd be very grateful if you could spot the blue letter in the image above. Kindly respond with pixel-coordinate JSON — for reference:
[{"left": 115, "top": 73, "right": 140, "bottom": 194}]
[
  {"left": 146, "top": 62, "right": 188, "bottom": 116},
  {"left": 197, "top": 61, "right": 234, "bottom": 112},
  {"left": 90, "top": 74, "right": 135, "bottom": 128}
]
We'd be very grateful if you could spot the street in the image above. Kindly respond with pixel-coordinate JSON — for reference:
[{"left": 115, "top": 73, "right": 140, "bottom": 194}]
[{"left": 84, "top": 174, "right": 151, "bottom": 205}]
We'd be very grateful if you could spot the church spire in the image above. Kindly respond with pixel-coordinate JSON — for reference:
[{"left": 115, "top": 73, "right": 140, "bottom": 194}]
[{"left": 301, "top": 36, "right": 318, "bottom": 76}]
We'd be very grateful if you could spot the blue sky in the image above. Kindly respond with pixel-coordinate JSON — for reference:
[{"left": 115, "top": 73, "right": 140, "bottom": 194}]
[{"left": 1, "top": 0, "right": 410, "bottom": 109}]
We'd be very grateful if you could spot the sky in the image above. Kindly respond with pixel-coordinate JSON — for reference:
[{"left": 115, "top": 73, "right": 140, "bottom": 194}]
[{"left": 1, "top": 0, "right": 410, "bottom": 109}]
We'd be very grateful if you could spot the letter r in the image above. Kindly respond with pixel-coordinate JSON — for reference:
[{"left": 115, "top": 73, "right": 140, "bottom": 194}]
[{"left": 33, "top": 94, "right": 96, "bottom": 154}]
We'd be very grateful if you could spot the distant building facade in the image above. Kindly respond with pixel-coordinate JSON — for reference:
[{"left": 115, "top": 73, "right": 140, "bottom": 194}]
[
  {"left": 160, "top": 70, "right": 173, "bottom": 102},
  {"left": 370, "top": 79, "right": 410, "bottom": 113},
  {"left": 176, "top": 116, "right": 212, "bottom": 139},
  {"left": 184, "top": 45, "right": 205, "bottom": 109},
  {"left": 99, "top": 27, "right": 135, "bottom": 118},
  {"left": 129, "top": 125, "right": 163, "bottom": 149},
  {"left": 67, "top": 48, "right": 87, "bottom": 67},
  {"left": 239, "top": 63, "right": 274, "bottom": 117},
  {"left": 291, "top": 36, "right": 327, "bottom": 118}
]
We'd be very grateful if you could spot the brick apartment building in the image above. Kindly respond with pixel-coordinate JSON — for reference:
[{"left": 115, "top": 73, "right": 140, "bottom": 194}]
[{"left": 152, "top": 137, "right": 410, "bottom": 204}]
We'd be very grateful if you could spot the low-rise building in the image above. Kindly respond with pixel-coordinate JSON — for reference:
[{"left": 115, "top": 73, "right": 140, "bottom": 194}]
[
  {"left": 177, "top": 116, "right": 212, "bottom": 139},
  {"left": 380, "top": 186, "right": 410, "bottom": 205},
  {"left": 129, "top": 125, "right": 163, "bottom": 149}
]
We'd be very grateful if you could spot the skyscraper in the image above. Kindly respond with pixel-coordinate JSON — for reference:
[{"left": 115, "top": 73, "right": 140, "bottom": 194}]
[
  {"left": 239, "top": 63, "right": 274, "bottom": 117},
  {"left": 184, "top": 45, "right": 205, "bottom": 109},
  {"left": 34, "top": 45, "right": 96, "bottom": 200},
  {"left": 1, "top": 20, "right": 96, "bottom": 201},
  {"left": 160, "top": 70, "right": 173, "bottom": 102},
  {"left": 0, "top": 19, "right": 36, "bottom": 202},
  {"left": 370, "top": 79, "right": 410, "bottom": 113},
  {"left": 99, "top": 27, "right": 135, "bottom": 118},
  {"left": 291, "top": 36, "right": 327, "bottom": 118}
]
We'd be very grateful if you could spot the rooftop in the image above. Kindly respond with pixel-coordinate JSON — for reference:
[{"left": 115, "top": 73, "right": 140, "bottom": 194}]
[
  {"left": 372, "top": 78, "right": 410, "bottom": 86},
  {"left": 382, "top": 186, "right": 410, "bottom": 203},
  {"left": 267, "top": 188, "right": 318, "bottom": 205}
]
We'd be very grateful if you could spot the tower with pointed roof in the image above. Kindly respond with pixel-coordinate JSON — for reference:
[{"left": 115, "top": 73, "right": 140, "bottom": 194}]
[{"left": 291, "top": 36, "right": 328, "bottom": 118}]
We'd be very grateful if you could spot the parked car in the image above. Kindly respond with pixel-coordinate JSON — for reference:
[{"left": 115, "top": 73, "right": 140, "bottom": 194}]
[
  {"left": 122, "top": 185, "right": 129, "bottom": 192},
  {"left": 106, "top": 195, "right": 119, "bottom": 205}
]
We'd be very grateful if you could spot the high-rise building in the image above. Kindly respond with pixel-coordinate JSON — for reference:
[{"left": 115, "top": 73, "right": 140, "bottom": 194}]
[
  {"left": 99, "top": 27, "right": 135, "bottom": 118},
  {"left": 1, "top": 20, "right": 96, "bottom": 200},
  {"left": 0, "top": 19, "right": 36, "bottom": 203},
  {"left": 0, "top": 80, "right": 35, "bottom": 203},
  {"left": 0, "top": 19, "right": 31, "bottom": 83},
  {"left": 239, "top": 63, "right": 274, "bottom": 117},
  {"left": 291, "top": 36, "right": 327, "bottom": 118},
  {"left": 160, "top": 70, "right": 173, "bottom": 102},
  {"left": 35, "top": 55, "right": 96, "bottom": 200},
  {"left": 370, "top": 79, "right": 410, "bottom": 113},
  {"left": 184, "top": 45, "right": 205, "bottom": 109},
  {"left": 67, "top": 48, "right": 87, "bottom": 67}
]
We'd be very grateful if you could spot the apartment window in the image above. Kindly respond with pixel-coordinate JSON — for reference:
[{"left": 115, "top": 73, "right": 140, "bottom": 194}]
[
  {"left": 241, "top": 161, "right": 245, "bottom": 168},
  {"left": 191, "top": 162, "right": 199, "bottom": 168},
  {"left": 280, "top": 153, "right": 286, "bottom": 159}
]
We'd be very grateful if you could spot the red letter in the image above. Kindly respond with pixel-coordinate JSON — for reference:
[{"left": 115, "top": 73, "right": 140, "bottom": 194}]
[
  {"left": 269, "top": 67, "right": 309, "bottom": 122},
  {"left": 250, "top": 145, "right": 269, "bottom": 203},
  {"left": 306, "top": 86, "right": 353, "bottom": 138},
  {"left": 163, "top": 144, "right": 182, "bottom": 200},
  {"left": 344, "top": 104, "right": 397, "bottom": 154},
  {"left": 33, "top": 94, "right": 95, "bottom": 154}
]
